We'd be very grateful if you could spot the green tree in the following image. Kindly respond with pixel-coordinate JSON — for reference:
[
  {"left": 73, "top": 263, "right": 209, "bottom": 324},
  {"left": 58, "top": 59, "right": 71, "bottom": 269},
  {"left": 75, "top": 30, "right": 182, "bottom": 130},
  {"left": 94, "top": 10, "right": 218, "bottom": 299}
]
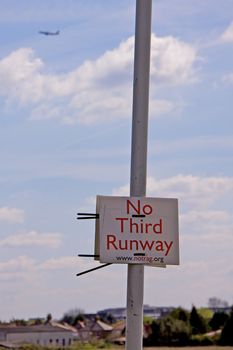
[
  {"left": 61, "top": 308, "right": 85, "bottom": 325},
  {"left": 32, "top": 318, "right": 43, "bottom": 325},
  {"left": 45, "top": 313, "right": 52, "bottom": 324},
  {"left": 198, "top": 307, "right": 213, "bottom": 321},
  {"left": 11, "top": 318, "right": 27, "bottom": 326},
  {"left": 209, "top": 311, "right": 229, "bottom": 331},
  {"left": 220, "top": 309, "right": 233, "bottom": 345},
  {"left": 190, "top": 306, "right": 208, "bottom": 335},
  {"left": 145, "top": 313, "right": 191, "bottom": 346},
  {"left": 159, "top": 315, "right": 191, "bottom": 345},
  {"left": 145, "top": 320, "right": 160, "bottom": 346},
  {"left": 169, "top": 307, "right": 190, "bottom": 322}
]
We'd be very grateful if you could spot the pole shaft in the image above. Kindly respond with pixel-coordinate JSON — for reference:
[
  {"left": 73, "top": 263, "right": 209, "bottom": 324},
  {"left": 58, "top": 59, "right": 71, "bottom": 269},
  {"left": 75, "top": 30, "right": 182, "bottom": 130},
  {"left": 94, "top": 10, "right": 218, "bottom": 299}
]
[{"left": 126, "top": 1, "right": 152, "bottom": 350}]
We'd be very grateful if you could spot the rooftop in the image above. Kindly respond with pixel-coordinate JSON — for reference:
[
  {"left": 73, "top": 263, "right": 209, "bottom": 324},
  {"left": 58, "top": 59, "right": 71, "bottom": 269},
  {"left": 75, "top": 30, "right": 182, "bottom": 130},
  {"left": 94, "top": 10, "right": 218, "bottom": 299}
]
[{"left": 0, "top": 325, "right": 74, "bottom": 334}]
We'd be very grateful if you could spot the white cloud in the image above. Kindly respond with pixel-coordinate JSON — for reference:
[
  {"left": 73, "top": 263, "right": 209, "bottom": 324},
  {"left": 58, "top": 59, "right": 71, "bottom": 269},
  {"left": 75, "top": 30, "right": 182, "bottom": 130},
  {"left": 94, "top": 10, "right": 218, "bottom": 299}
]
[
  {"left": 150, "top": 34, "right": 198, "bottom": 85},
  {"left": 0, "top": 207, "right": 24, "bottom": 223},
  {"left": 149, "top": 175, "right": 233, "bottom": 210},
  {"left": 37, "top": 256, "right": 99, "bottom": 273},
  {"left": 0, "top": 49, "right": 44, "bottom": 104},
  {"left": 0, "top": 255, "right": 35, "bottom": 281},
  {"left": 112, "top": 183, "right": 129, "bottom": 196},
  {"left": 113, "top": 174, "right": 233, "bottom": 209},
  {"left": 0, "top": 255, "right": 89, "bottom": 282},
  {"left": 180, "top": 210, "right": 233, "bottom": 252},
  {"left": 181, "top": 209, "right": 230, "bottom": 224},
  {"left": 0, "top": 255, "right": 35, "bottom": 273},
  {"left": 0, "top": 255, "right": 79, "bottom": 285},
  {"left": 221, "top": 22, "right": 233, "bottom": 42},
  {"left": 0, "top": 34, "right": 198, "bottom": 125},
  {"left": 38, "top": 256, "right": 76, "bottom": 270},
  {"left": 183, "top": 230, "right": 233, "bottom": 249},
  {"left": 149, "top": 99, "right": 183, "bottom": 118},
  {"left": 0, "top": 230, "right": 62, "bottom": 248}
]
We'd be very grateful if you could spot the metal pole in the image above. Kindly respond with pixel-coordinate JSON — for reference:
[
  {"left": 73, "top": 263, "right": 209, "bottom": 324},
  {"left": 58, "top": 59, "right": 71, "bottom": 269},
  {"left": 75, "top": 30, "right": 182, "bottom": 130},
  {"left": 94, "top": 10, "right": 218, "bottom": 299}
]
[{"left": 126, "top": 1, "right": 152, "bottom": 350}]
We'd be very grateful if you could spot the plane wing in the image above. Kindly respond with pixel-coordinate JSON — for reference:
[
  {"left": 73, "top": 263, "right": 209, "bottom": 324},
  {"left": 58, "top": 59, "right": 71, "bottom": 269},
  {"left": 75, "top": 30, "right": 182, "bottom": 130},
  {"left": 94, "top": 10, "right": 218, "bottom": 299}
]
[{"left": 39, "top": 30, "right": 60, "bottom": 36}]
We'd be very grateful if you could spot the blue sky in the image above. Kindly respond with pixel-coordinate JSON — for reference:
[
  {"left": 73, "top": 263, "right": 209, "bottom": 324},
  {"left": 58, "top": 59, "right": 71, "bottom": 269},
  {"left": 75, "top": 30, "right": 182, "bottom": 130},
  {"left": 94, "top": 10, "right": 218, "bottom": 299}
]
[{"left": 0, "top": 0, "right": 233, "bottom": 321}]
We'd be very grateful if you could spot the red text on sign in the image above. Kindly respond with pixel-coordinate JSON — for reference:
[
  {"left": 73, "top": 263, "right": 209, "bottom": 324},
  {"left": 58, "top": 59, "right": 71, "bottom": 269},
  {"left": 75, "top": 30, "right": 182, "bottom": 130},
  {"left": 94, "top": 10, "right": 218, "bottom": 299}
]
[{"left": 127, "top": 199, "right": 153, "bottom": 215}]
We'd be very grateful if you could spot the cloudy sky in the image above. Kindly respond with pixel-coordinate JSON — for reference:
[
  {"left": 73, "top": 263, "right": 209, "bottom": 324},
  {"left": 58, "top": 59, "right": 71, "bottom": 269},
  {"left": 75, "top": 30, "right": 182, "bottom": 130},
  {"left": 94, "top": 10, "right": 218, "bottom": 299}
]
[{"left": 0, "top": 0, "right": 233, "bottom": 321}]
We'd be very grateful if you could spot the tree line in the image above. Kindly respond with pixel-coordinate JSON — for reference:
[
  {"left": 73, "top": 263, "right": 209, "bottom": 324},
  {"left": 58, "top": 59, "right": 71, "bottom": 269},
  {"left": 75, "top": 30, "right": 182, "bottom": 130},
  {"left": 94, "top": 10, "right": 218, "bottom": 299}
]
[
  {"left": 144, "top": 305, "right": 233, "bottom": 346},
  {"left": 60, "top": 304, "right": 233, "bottom": 346}
]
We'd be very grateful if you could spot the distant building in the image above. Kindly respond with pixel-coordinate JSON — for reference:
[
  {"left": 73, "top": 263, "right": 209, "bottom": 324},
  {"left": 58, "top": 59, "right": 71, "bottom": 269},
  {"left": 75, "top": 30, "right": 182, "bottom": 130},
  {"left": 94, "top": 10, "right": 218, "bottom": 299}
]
[
  {"left": 97, "top": 305, "right": 175, "bottom": 321},
  {"left": 97, "top": 307, "right": 126, "bottom": 320},
  {"left": 77, "top": 319, "right": 113, "bottom": 341},
  {"left": 0, "top": 324, "right": 77, "bottom": 347}
]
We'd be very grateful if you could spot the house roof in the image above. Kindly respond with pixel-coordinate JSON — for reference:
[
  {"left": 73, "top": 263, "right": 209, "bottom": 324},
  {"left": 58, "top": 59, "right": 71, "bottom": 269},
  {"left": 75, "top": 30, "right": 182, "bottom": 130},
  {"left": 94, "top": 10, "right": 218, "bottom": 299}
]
[
  {"left": 95, "top": 320, "right": 113, "bottom": 331},
  {"left": 77, "top": 319, "right": 113, "bottom": 332},
  {"left": 51, "top": 322, "right": 78, "bottom": 333},
  {"left": 0, "top": 325, "right": 74, "bottom": 334},
  {"left": 112, "top": 320, "right": 125, "bottom": 331}
]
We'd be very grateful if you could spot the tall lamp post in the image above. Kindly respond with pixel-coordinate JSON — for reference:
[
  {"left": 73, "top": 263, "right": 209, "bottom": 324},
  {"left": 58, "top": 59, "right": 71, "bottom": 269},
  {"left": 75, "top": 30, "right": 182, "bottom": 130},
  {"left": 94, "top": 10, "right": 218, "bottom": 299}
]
[{"left": 126, "top": 1, "right": 152, "bottom": 350}]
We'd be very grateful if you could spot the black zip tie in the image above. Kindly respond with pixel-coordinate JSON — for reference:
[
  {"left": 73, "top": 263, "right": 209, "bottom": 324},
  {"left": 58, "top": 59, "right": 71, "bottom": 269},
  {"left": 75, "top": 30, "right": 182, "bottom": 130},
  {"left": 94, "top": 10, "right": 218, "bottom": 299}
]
[
  {"left": 76, "top": 263, "right": 112, "bottom": 277},
  {"left": 132, "top": 214, "right": 146, "bottom": 218},
  {"left": 78, "top": 254, "right": 100, "bottom": 258},
  {"left": 77, "top": 213, "right": 99, "bottom": 220}
]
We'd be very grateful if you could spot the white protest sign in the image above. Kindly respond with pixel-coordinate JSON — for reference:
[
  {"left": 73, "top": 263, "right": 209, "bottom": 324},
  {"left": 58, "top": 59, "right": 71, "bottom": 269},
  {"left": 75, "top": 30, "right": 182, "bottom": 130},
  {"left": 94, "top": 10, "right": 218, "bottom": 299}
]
[{"left": 95, "top": 195, "right": 179, "bottom": 265}]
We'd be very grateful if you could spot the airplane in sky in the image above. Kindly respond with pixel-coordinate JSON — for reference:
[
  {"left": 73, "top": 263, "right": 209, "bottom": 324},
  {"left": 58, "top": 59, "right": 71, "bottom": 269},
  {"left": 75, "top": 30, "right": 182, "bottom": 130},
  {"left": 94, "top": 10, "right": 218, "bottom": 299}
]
[{"left": 38, "top": 30, "right": 60, "bottom": 36}]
